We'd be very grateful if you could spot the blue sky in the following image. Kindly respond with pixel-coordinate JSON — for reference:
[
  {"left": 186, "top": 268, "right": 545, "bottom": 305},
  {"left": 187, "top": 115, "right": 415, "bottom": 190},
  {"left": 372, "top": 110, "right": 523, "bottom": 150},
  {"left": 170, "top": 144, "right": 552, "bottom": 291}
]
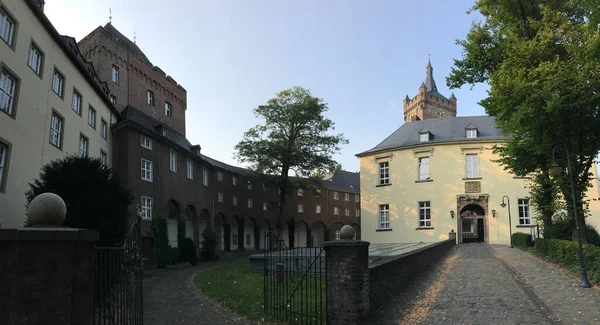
[{"left": 45, "top": 0, "right": 490, "bottom": 173}]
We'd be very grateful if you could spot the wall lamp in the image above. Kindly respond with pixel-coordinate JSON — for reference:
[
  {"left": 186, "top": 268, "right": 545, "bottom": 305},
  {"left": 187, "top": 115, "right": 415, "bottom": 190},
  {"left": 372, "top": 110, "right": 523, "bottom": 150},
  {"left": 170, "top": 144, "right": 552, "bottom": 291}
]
[
  {"left": 450, "top": 210, "right": 455, "bottom": 219},
  {"left": 492, "top": 209, "right": 496, "bottom": 218}
]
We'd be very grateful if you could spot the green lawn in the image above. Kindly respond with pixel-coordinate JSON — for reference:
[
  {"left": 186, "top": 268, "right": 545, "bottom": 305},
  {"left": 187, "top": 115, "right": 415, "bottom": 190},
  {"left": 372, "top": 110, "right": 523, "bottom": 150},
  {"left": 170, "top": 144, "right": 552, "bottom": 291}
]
[{"left": 193, "top": 260, "right": 326, "bottom": 325}]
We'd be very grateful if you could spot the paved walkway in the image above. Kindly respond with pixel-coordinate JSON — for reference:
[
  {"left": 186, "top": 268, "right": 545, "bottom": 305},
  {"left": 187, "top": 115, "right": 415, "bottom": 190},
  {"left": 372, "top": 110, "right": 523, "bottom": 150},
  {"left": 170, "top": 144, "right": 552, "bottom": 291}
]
[
  {"left": 143, "top": 253, "right": 250, "bottom": 325},
  {"left": 369, "top": 244, "right": 600, "bottom": 325}
]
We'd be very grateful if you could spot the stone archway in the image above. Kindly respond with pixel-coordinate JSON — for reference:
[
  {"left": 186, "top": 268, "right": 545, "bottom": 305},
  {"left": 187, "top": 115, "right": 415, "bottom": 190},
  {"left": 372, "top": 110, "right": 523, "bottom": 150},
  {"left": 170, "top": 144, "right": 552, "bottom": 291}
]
[{"left": 456, "top": 194, "right": 489, "bottom": 244}]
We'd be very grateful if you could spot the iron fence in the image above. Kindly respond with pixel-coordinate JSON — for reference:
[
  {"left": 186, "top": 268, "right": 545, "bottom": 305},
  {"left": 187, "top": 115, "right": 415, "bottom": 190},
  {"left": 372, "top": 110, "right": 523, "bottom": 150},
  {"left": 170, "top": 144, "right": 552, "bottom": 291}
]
[
  {"left": 92, "top": 222, "right": 144, "bottom": 325},
  {"left": 264, "top": 238, "right": 327, "bottom": 325}
]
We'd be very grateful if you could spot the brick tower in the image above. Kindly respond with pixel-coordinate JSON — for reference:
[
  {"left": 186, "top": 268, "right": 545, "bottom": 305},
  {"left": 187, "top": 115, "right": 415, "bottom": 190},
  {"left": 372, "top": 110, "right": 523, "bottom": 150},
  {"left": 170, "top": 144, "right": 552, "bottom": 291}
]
[
  {"left": 77, "top": 23, "right": 188, "bottom": 135},
  {"left": 403, "top": 59, "right": 457, "bottom": 122}
]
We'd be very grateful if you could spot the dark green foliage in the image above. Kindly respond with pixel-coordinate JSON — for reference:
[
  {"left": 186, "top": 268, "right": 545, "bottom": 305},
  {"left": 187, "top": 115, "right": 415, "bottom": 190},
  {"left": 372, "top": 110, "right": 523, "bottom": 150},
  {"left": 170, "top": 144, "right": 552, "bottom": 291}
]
[
  {"left": 586, "top": 225, "right": 600, "bottom": 247},
  {"left": 201, "top": 228, "right": 219, "bottom": 261},
  {"left": 25, "top": 155, "right": 133, "bottom": 246},
  {"left": 545, "top": 214, "right": 600, "bottom": 247},
  {"left": 168, "top": 247, "right": 180, "bottom": 265},
  {"left": 511, "top": 232, "right": 532, "bottom": 249},
  {"left": 533, "top": 238, "right": 600, "bottom": 283},
  {"left": 150, "top": 212, "right": 171, "bottom": 268},
  {"left": 177, "top": 219, "right": 186, "bottom": 244},
  {"left": 533, "top": 238, "right": 549, "bottom": 255},
  {"left": 178, "top": 237, "right": 198, "bottom": 266}
]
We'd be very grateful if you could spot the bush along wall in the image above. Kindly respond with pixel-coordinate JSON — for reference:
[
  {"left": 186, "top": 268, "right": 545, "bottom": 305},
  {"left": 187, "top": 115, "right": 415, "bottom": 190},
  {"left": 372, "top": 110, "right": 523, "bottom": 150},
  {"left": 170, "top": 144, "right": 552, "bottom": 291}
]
[
  {"left": 150, "top": 214, "right": 171, "bottom": 268},
  {"left": 511, "top": 232, "right": 532, "bottom": 249},
  {"left": 533, "top": 238, "right": 600, "bottom": 284}
]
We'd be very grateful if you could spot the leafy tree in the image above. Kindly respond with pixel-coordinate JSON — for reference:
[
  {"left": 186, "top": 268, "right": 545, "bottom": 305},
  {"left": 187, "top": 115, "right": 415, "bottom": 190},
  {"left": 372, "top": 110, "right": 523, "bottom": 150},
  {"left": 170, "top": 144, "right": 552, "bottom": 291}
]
[
  {"left": 447, "top": 0, "right": 600, "bottom": 239},
  {"left": 25, "top": 155, "right": 133, "bottom": 246},
  {"left": 150, "top": 211, "right": 171, "bottom": 268},
  {"left": 235, "top": 86, "right": 348, "bottom": 237}
]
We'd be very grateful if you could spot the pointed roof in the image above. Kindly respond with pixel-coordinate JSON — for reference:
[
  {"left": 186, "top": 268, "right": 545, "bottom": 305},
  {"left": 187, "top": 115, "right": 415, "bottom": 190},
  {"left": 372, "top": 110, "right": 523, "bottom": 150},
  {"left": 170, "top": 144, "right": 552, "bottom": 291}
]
[
  {"left": 425, "top": 58, "right": 437, "bottom": 92},
  {"left": 103, "top": 23, "right": 151, "bottom": 64}
]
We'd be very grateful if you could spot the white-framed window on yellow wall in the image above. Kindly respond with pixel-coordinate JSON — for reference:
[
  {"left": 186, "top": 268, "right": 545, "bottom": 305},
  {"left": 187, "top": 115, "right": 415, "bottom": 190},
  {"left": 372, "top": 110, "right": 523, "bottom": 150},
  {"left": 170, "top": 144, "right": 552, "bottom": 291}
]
[
  {"left": 379, "top": 161, "right": 390, "bottom": 185},
  {"left": 419, "top": 201, "right": 432, "bottom": 228},
  {"left": 518, "top": 199, "right": 532, "bottom": 225},
  {"left": 466, "top": 154, "right": 479, "bottom": 178},
  {"left": 418, "top": 157, "right": 430, "bottom": 180},
  {"left": 379, "top": 204, "right": 390, "bottom": 230}
]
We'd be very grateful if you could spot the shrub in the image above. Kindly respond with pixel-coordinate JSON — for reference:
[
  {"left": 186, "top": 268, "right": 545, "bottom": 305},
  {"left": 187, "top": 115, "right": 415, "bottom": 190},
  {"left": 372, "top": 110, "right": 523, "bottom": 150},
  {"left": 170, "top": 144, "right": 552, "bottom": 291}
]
[
  {"left": 511, "top": 232, "right": 532, "bottom": 248},
  {"left": 546, "top": 215, "right": 600, "bottom": 247},
  {"left": 150, "top": 213, "right": 171, "bottom": 268},
  {"left": 585, "top": 225, "right": 600, "bottom": 247},
  {"left": 25, "top": 155, "right": 133, "bottom": 246},
  {"left": 179, "top": 237, "right": 198, "bottom": 266},
  {"left": 533, "top": 238, "right": 548, "bottom": 255},
  {"left": 201, "top": 228, "right": 219, "bottom": 261}
]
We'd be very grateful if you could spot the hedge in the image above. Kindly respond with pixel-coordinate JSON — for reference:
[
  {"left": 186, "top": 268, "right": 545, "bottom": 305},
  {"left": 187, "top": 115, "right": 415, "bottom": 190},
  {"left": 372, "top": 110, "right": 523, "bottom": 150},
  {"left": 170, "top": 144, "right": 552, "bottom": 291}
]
[
  {"left": 533, "top": 238, "right": 600, "bottom": 284},
  {"left": 511, "top": 232, "right": 532, "bottom": 249}
]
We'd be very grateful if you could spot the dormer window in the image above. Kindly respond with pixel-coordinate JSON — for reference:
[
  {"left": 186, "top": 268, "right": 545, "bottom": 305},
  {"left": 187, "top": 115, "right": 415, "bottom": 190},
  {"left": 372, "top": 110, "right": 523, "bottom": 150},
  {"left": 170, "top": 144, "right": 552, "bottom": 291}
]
[
  {"left": 465, "top": 124, "right": 478, "bottom": 138},
  {"left": 162, "top": 128, "right": 167, "bottom": 137},
  {"left": 418, "top": 128, "right": 431, "bottom": 142}
]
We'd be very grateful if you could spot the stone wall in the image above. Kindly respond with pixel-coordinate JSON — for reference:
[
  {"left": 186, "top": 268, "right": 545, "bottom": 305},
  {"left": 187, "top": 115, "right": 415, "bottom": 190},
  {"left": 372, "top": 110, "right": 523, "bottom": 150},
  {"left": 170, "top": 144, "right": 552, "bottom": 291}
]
[{"left": 368, "top": 239, "right": 455, "bottom": 317}]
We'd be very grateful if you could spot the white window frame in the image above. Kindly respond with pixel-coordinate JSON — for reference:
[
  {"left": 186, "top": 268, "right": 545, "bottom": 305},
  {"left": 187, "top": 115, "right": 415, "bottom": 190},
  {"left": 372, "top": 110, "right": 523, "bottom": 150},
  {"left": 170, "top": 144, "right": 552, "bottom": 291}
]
[
  {"left": 141, "top": 159, "right": 152, "bottom": 182},
  {"left": 233, "top": 176, "right": 237, "bottom": 186},
  {"left": 263, "top": 202, "right": 268, "bottom": 210},
  {"left": 0, "top": 142, "right": 7, "bottom": 190},
  {"left": 233, "top": 195, "right": 238, "bottom": 205},
  {"left": 71, "top": 90, "right": 81, "bottom": 114},
  {"left": 297, "top": 188, "right": 303, "bottom": 196},
  {"left": 100, "top": 150, "right": 107, "bottom": 167},
  {"left": 466, "top": 128, "right": 477, "bottom": 138},
  {"left": 334, "top": 207, "right": 339, "bottom": 215},
  {"left": 187, "top": 158, "right": 193, "bottom": 180},
  {"left": 419, "top": 132, "right": 429, "bottom": 142},
  {"left": 297, "top": 204, "right": 303, "bottom": 213},
  {"left": 111, "top": 65, "right": 119, "bottom": 84},
  {"left": 88, "top": 106, "right": 96, "bottom": 128},
  {"left": 203, "top": 167, "right": 208, "bottom": 186},
  {"left": 217, "top": 171, "right": 223, "bottom": 181},
  {"left": 466, "top": 154, "right": 479, "bottom": 178},
  {"left": 49, "top": 113, "right": 62, "bottom": 148},
  {"left": 316, "top": 189, "right": 321, "bottom": 198},
  {"left": 334, "top": 192, "right": 339, "bottom": 200},
  {"left": 379, "top": 204, "right": 390, "bottom": 230},
  {"left": 418, "top": 156, "right": 430, "bottom": 180},
  {"left": 141, "top": 196, "right": 153, "bottom": 220},
  {"left": 147, "top": 90, "right": 154, "bottom": 106},
  {"left": 379, "top": 161, "right": 390, "bottom": 185},
  {"left": 79, "top": 135, "right": 88, "bottom": 158},
  {"left": 165, "top": 102, "right": 172, "bottom": 117},
  {"left": 518, "top": 199, "right": 532, "bottom": 225},
  {"left": 141, "top": 135, "right": 152, "bottom": 150},
  {"left": 355, "top": 209, "right": 360, "bottom": 217},
  {"left": 110, "top": 95, "right": 116, "bottom": 104},
  {"left": 247, "top": 181, "right": 252, "bottom": 190},
  {"left": 28, "top": 42, "right": 43, "bottom": 76},
  {"left": 316, "top": 205, "right": 321, "bottom": 214},
  {"left": 248, "top": 199, "right": 253, "bottom": 208},
  {"left": 355, "top": 194, "right": 359, "bottom": 202},
  {"left": 217, "top": 191, "right": 223, "bottom": 203},
  {"left": 245, "top": 234, "right": 251, "bottom": 246},
  {"left": 0, "top": 7, "right": 16, "bottom": 46},
  {"left": 335, "top": 230, "right": 341, "bottom": 240},
  {"left": 345, "top": 193, "right": 349, "bottom": 201},
  {"left": 345, "top": 208, "right": 350, "bottom": 216},
  {"left": 169, "top": 149, "right": 177, "bottom": 172},
  {"left": 419, "top": 201, "right": 432, "bottom": 228},
  {"left": 0, "top": 68, "right": 17, "bottom": 116},
  {"left": 52, "top": 69, "right": 64, "bottom": 97},
  {"left": 100, "top": 119, "right": 108, "bottom": 139},
  {"left": 232, "top": 233, "right": 238, "bottom": 246}
]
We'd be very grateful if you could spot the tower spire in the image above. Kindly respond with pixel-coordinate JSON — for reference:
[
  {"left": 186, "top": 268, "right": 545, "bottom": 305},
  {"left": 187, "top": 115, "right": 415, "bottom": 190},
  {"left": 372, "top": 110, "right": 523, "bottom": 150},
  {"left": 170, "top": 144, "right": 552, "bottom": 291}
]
[
  {"left": 133, "top": 29, "right": 136, "bottom": 44},
  {"left": 424, "top": 55, "right": 437, "bottom": 92},
  {"left": 109, "top": 8, "right": 112, "bottom": 23}
]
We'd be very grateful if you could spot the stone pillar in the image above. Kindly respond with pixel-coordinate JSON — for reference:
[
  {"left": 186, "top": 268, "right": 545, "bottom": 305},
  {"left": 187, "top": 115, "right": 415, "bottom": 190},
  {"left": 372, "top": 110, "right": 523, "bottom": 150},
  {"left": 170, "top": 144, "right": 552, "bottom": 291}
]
[
  {"left": 323, "top": 225, "right": 370, "bottom": 325},
  {"left": 0, "top": 192, "right": 99, "bottom": 325}
]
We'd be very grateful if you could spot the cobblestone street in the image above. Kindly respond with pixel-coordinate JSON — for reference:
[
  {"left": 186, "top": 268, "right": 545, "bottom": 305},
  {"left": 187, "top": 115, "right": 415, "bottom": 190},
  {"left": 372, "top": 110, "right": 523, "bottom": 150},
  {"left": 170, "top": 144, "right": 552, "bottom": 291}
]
[{"left": 369, "top": 244, "right": 600, "bottom": 325}]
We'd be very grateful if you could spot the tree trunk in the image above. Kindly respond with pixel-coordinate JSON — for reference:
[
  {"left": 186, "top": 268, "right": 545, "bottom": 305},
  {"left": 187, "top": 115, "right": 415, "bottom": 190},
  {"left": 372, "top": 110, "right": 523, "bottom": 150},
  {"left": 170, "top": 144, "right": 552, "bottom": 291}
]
[
  {"left": 539, "top": 172, "right": 554, "bottom": 238},
  {"left": 276, "top": 167, "right": 289, "bottom": 246}
]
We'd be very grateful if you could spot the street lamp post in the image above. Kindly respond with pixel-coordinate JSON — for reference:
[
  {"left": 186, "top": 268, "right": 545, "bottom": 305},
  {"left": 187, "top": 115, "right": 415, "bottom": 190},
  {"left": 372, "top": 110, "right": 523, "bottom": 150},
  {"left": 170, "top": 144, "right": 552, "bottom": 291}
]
[
  {"left": 500, "top": 196, "right": 513, "bottom": 248},
  {"left": 548, "top": 145, "right": 592, "bottom": 288}
]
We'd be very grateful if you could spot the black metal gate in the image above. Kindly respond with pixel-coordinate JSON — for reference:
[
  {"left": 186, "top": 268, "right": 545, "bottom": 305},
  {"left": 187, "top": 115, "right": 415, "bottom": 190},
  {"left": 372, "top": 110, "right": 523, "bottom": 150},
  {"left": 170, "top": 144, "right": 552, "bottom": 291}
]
[
  {"left": 92, "top": 222, "right": 144, "bottom": 325},
  {"left": 263, "top": 237, "right": 327, "bottom": 324}
]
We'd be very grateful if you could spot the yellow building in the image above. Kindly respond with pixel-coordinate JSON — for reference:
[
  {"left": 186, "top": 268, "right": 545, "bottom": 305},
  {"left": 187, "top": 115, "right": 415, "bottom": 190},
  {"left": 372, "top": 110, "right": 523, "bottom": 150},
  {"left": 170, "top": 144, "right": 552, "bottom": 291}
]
[
  {"left": 0, "top": 0, "right": 120, "bottom": 228},
  {"left": 356, "top": 61, "right": 600, "bottom": 246}
]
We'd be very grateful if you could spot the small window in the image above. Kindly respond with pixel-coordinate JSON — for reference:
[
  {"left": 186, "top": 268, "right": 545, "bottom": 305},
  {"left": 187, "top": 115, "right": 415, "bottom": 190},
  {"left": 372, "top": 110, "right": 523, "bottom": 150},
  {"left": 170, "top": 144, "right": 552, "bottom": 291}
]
[
  {"left": 344, "top": 193, "right": 349, "bottom": 201},
  {"left": 79, "top": 134, "right": 89, "bottom": 158},
  {"left": 466, "top": 154, "right": 479, "bottom": 178},
  {"left": 165, "top": 102, "right": 172, "bottom": 117},
  {"left": 379, "top": 161, "right": 390, "bottom": 185},
  {"left": 141, "top": 135, "right": 152, "bottom": 149},
  {"left": 466, "top": 128, "right": 477, "bottom": 139},
  {"left": 297, "top": 188, "right": 303, "bottom": 196},
  {"left": 345, "top": 208, "right": 350, "bottom": 216},
  {"left": 518, "top": 199, "right": 532, "bottom": 225},
  {"left": 245, "top": 234, "right": 251, "bottom": 246},
  {"left": 169, "top": 149, "right": 177, "bottom": 172},
  {"left": 141, "top": 196, "right": 153, "bottom": 220},
  {"left": 52, "top": 69, "right": 64, "bottom": 98},
  {"left": 0, "top": 7, "right": 16, "bottom": 47},
  {"left": 419, "top": 201, "right": 432, "bottom": 228},
  {"left": 297, "top": 204, "right": 303, "bottom": 213},
  {"left": 100, "top": 150, "right": 107, "bottom": 167},
  {"left": 462, "top": 219, "right": 473, "bottom": 233},
  {"left": 355, "top": 209, "right": 360, "bottom": 217},
  {"left": 232, "top": 233, "right": 238, "bottom": 246},
  {"left": 0, "top": 142, "right": 9, "bottom": 191},
  {"left": 419, "top": 132, "right": 429, "bottom": 142},
  {"left": 217, "top": 191, "right": 223, "bottom": 203},
  {"left": 247, "top": 181, "right": 252, "bottom": 190},
  {"left": 418, "top": 157, "right": 430, "bottom": 180},
  {"left": 111, "top": 65, "right": 119, "bottom": 84},
  {"left": 379, "top": 204, "right": 390, "bottom": 229},
  {"left": 334, "top": 192, "right": 339, "bottom": 200},
  {"left": 49, "top": 112, "right": 63, "bottom": 149},
  {"left": 316, "top": 205, "right": 321, "bottom": 214},
  {"left": 263, "top": 202, "right": 268, "bottom": 210},
  {"left": 335, "top": 230, "right": 341, "bottom": 240},
  {"left": 333, "top": 206, "right": 339, "bottom": 215},
  {"left": 248, "top": 199, "right": 253, "bottom": 208},
  {"left": 161, "top": 128, "right": 167, "bottom": 137},
  {"left": 355, "top": 194, "right": 359, "bottom": 202},
  {"left": 71, "top": 90, "right": 82, "bottom": 114},
  {"left": 87, "top": 106, "right": 96, "bottom": 128},
  {"left": 100, "top": 119, "right": 108, "bottom": 140},
  {"left": 217, "top": 171, "right": 223, "bottom": 181},
  {"left": 187, "top": 158, "right": 193, "bottom": 180},
  {"left": 110, "top": 95, "right": 116, "bottom": 104},
  {"left": 233, "top": 195, "right": 238, "bottom": 205},
  {"left": 203, "top": 167, "right": 208, "bottom": 186},
  {"left": 233, "top": 176, "right": 237, "bottom": 186},
  {"left": 0, "top": 67, "right": 18, "bottom": 117},
  {"left": 147, "top": 90, "right": 154, "bottom": 106},
  {"left": 28, "top": 42, "right": 44, "bottom": 76},
  {"left": 315, "top": 189, "right": 321, "bottom": 198}
]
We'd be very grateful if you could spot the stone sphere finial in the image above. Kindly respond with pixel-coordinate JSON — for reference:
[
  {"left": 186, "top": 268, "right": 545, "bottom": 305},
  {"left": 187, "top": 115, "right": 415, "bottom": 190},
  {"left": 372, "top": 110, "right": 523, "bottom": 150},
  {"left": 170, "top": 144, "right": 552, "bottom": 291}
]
[
  {"left": 27, "top": 192, "right": 67, "bottom": 227},
  {"left": 339, "top": 225, "right": 356, "bottom": 240}
]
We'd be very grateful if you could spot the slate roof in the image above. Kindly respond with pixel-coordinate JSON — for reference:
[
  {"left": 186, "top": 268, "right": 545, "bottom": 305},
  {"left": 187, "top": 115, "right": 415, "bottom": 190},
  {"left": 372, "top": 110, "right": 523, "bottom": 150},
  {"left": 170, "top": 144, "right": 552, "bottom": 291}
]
[
  {"left": 320, "top": 170, "right": 360, "bottom": 191},
  {"left": 356, "top": 115, "right": 506, "bottom": 157},
  {"left": 103, "top": 23, "right": 151, "bottom": 64}
]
